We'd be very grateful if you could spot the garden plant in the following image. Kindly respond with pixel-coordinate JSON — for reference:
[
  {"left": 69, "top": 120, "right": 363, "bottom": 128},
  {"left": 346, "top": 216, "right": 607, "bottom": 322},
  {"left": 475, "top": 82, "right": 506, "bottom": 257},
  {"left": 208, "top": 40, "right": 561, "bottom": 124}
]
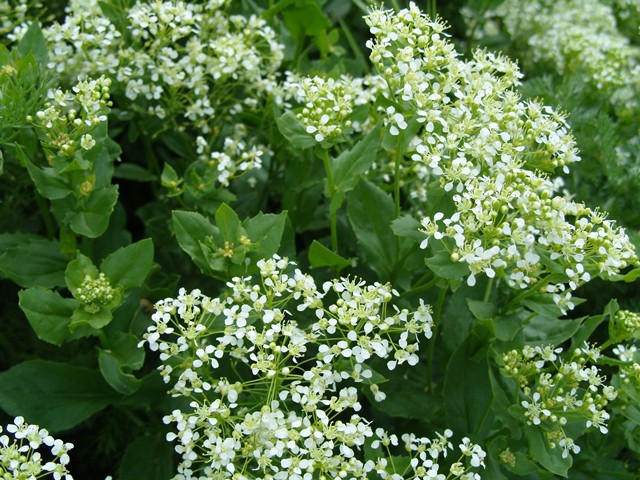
[{"left": 1, "top": 0, "right": 640, "bottom": 479}]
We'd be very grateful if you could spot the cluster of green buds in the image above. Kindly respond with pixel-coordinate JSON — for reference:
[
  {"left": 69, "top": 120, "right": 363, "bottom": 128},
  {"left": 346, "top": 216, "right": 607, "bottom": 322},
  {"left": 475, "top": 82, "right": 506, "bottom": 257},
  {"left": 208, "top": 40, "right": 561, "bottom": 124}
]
[
  {"left": 73, "top": 272, "right": 115, "bottom": 314},
  {"left": 610, "top": 309, "right": 640, "bottom": 342}
]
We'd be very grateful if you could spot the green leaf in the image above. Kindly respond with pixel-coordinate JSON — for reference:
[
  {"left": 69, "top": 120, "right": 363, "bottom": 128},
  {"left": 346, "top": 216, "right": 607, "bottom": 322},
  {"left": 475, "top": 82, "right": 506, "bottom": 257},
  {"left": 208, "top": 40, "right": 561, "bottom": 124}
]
[
  {"left": 71, "top": 305, "right": 113, "bottom": 330},
  {"left": 21, "top": 151, "right": 71, "bottom": 200},
  {"left": 17, "top": 21, "right": 48, "bottom": 65},
  {"left": 113, "top": 163, "right": 157, "bottom": 182},
  {"left": 243, "top": 211, "right": 288, "bottom": 263},
  {"left": 522, "top": 315, "right": 584, "bottom": 346},
  {"left": 332, "top": 125, "right": 381, "bottom": 193},
  {"left": 98, "top": 349, "right": 142, "bottom": 395},
  {"left": 467, "top": 299, "right": 497, "bottom": 320},
  {"left": 347, "top": 179, "right": 396, "bottom": 280},
  {"left": 118, "top": 434, "right": 174, "bottom": 480},
  {"left": 308, "top": 240, "right": 353, "bottom": 270},
  {"left": 215, "top": 203, "right": 242, "bottom": 242},
  {"left": 71, "top": 185, "right": 120, "bottom": 238},
  {"left": 609, "top": 268, "right": 640, "bottom": 282},
  {"left": 51, "top": 185, "right": 120, "bottom": 238},
  {"left": 0, "top": 235, "right": 67, "bottom": 288},
  {"left": 443, "top": 329, "right": 494, "bottom": 439},
  {"left": 391, "top": 215, "right": 424, "bottom": 241},
  {"left": 18, "top": 288, "right": 77, "bottom": 345},
  {"left": 275, "top": 111, "right": 317, "bottom": 149},
  {"left": 525, "top": 426, "right": 572, "bottom": 476},
  {"left": 172, "top": 210, "right": 218, "bottom": 275},
  {"left": 522, "top": 296, "right": 563, "bottom": 318},
  {"left": 425, "top": 248, "right": 469, "bottom": 280},
  {"left": 0, "top": 360, "right": 118, "bottom": 432},
  {"left": 65, "top": 252, "right": 99, "bottom": 293},
  {"left": 100, "top": 238, "right": 154, "bottom": 288}
]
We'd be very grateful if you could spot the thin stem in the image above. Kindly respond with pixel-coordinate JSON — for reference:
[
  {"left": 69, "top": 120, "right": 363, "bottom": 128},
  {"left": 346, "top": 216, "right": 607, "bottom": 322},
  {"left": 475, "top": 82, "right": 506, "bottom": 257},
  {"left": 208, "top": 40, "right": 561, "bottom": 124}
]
[
  {"left": 338, "top": 19, "right": 368, "bottom": 72},
  {"left": 320, "top": 148, "right": 338, "bottom": 252},
  {"left": 483, "top": 277, "right": 494, "bottom": 303},
  {"left": 393, "top": 148, "right": 401, "bottom": 219},
  {"left": 427, "top": 0, "right": 437, "bottom": 19},
  {"left": 427, "top": 283, "right": 448, "bottom": 393}
]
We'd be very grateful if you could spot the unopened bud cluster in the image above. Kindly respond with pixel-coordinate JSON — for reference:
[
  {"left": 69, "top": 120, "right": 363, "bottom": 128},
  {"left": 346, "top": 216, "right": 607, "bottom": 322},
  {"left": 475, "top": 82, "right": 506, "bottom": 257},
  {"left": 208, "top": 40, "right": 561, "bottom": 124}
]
[{"left": 74, "top": 272, "right": 115, "bottom": 313}]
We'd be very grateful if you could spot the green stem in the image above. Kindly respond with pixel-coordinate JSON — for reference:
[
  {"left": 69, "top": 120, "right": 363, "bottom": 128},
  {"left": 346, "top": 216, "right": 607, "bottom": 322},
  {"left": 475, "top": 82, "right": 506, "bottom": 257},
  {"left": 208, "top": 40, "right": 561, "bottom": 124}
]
[
  {"left": 427, "top": 0, "right": 437, "bottom": 19},
  {"left": 483, "top": 277, "right": 494, "bottom": 302},
  {"left": 320, "top": 148, "right": 338, "bottom": 252},
  {"left": 393, "top": 148, "right": 401, "bottom": 219},
  {"left": 427, "top": 283, "right": 448, "bottom": 393},
  {"left": 504, "top": 274, "right": 554, "bottom": 312},
  {"left": 338, "top": 19, "right": 368, "bottom": 72}
]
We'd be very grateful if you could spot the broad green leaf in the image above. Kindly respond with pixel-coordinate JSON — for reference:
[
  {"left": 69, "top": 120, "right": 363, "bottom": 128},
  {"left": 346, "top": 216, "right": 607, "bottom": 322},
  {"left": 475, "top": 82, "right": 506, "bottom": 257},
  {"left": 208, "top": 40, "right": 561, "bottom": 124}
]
[
  {"left": 113, "top": 163, "right": 157, "bottom": 182},
  {"left": 0, "top": 236, "right": 67, "bottom": 288},
  {"left": 0, "top": 360, "right": 118, "bottom": 432},
  {"left": 243, "top": 211, "right": 287, "bottom": 263},
  {"left": 100, "top": 238, "right": 154, "bottom": 288},
  {"left": 425, "top": 249, "right": 469, "bottom": 280},
  {"left": 118, "top": 434, "right": 174, "bottom": 480},
  {"left": 522, "top": 296, "right": 563, "bottom": 318},
  {"left": 391, "top": 215, "right": 424, "bottom": 241},
  {"left": 215, "top": 203, "right": 242, "bottom": 242},
  {"left": 69, "top": 185, "right": 119, "bottom": 238},
  {"left": 172, "top": 210, "right": 218, "bottom": 275},
  {"left": 467, "top": 299, "right": 497, "bottom": 320},
  {"left": 332, "top": 125, "right": 381, "bottom": 193},
  {"left": 65, "top": 252, "right": 99, "bottom": 293},
  {"left": 525, "top": 426, "right": 572, "bottom": 476},
  {"left": 308, "top": 240, "right": 353, "bottom": 270},
  {"left": 522, "top": 315, "right": 584, "bottom": 346},
  {"left": 347, "top": 179, "right": 396, "bottom": 280},
  {"left": 609, "top": 268, "right": 640, "bottom": 282},
  {"left": 17, "top": 21, "right": 48, "bottom": 65},
  {"left": 18, "top": 288, "right": 76, "bottom": 345},
  {"left": 443, "top": 329, "right": 494, "bottom": 439},
  {"left": 51, "top": 185, "right": 119, "bottom": 238},
  {"left": 71, "top": 305, "right": 113, "bottom": 330},
  {"left": 98, "top": 349, "right": 142, "bottom": 395},
  {"left": 21, "top": 152, "right": 70, "bottom": 200},
  {"left": 275, "top": 111, "right": 317, "bottom": 150}
]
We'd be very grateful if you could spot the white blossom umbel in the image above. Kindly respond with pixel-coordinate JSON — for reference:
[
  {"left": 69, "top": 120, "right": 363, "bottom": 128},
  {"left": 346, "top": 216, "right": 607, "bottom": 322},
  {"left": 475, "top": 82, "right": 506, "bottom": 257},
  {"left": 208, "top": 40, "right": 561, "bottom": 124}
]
[
  {"left": 365, "top": 2, "right": 638, "bottom": 313},
  {"left": 140, "top": 255, "right": 486, "bottom": 480},
  {"left": 500, "top": 343, "right": 617, "bottom": 460},
  {"left": 0, "top": 416, "right": 74, "bottom": 479}
]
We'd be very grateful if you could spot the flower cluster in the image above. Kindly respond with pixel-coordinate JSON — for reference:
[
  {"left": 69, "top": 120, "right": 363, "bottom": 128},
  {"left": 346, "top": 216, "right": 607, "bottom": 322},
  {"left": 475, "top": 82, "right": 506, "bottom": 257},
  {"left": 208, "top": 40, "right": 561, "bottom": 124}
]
[
  {"left": 285, "top": 74, "right": 360, "bottom": 144},
  {"left": 140, "top": 255, "right": 485, "bottom": 479},
  {"left": 364, "top": 2, "right": 638, "bottom": 313},
  {"left": 0, "top": 416, "right": 74, "bottom": 479},
  {"left": 470, "top": 0, "right": 640, "bottom": 91},
  {"left": 36, "top": 0, "right": 284, "bottom": 135},
  {"left": 0, "top": 0, "right": 40, "bottom": 39},
  {"left": 500, "top": 343, "right": 617, "bottom": 459},
  {"left": 43, "top": 0, "right": 122, "bottom": 80},
  {"left": 28, "top": 75, "right": 111, "bottom": 163},
  {"left": 192, "top": 123, "right": 268, "bottom": 189}
]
